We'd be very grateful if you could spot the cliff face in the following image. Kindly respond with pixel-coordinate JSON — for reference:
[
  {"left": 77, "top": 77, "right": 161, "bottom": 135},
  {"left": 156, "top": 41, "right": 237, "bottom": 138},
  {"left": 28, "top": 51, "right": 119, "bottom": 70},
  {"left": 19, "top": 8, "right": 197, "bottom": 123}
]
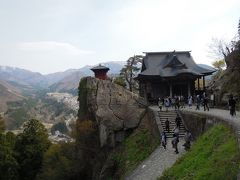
[
  {"left": 209, "top": 49, "right": 240, "bottom": 104},
  {"left": 78, "top": 77, "right": 146, "bottom": 147}
]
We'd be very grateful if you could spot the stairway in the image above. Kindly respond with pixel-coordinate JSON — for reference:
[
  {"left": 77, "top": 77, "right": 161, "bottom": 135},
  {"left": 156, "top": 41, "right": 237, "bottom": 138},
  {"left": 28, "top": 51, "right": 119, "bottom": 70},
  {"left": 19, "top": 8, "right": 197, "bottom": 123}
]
[{"left": 158, "top": 110, "right": 186, "bottom": 138}]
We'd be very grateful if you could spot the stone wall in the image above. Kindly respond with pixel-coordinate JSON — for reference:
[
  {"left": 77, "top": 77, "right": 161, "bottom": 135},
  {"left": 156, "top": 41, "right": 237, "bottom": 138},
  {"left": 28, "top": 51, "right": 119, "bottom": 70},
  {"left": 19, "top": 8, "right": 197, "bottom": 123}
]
[{"left": 181, "top": 111, "right": 234, "bottom": 139}]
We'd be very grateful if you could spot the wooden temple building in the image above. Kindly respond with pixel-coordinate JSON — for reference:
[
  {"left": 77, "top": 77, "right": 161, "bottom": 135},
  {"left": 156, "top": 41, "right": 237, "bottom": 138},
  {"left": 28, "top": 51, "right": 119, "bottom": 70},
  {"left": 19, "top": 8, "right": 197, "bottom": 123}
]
[
  {"left": 137, "top": 51, "right": 215, "bottom": 102},
  {"left": 91, "top": 64, "right": 109, "bottom": 80}
]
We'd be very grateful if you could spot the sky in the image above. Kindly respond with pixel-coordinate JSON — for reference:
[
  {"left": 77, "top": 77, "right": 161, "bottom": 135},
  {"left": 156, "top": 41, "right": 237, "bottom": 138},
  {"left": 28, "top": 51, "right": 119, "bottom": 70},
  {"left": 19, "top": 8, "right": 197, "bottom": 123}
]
[{"left": 0, "top": 0, "right": 239, "bottom": 74}]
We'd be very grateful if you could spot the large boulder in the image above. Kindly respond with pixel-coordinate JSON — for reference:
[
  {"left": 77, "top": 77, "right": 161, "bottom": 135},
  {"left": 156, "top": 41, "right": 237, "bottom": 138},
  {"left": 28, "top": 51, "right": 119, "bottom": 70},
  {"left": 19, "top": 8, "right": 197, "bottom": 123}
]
[{"left": 78, "top": 77, "right": 146, "bottom": 147}]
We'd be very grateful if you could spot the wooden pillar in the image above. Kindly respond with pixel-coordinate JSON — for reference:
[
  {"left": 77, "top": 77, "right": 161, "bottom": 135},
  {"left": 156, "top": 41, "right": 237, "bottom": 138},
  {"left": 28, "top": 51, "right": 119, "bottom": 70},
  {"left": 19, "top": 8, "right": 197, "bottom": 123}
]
[
  {"left": 203, "top": 76, "right": 205, "bottom": 90},
  {"left": 187, "top": 81, "right": 191, "bottom": 97},
  {"left": 169, "top": 83, "right": 173, "bottom": 97},
  {"left": 143, "top": 83, "right": 147, "bottom": 101},
  {"left": 197, "top": 78, "right": 200, "bottom": 90}
]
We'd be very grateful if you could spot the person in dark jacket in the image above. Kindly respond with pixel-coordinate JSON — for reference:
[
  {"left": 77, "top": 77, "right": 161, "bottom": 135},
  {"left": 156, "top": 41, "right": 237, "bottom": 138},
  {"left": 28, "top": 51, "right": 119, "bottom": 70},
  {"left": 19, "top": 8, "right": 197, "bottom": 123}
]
[
  {"left": 203, "top": 96, "right": 209, "bottom": 111},
  {"left": 183, "top": 130, "right": 192, "bottom": 150},
  {"left": 175, "top": 115, "right": 181, "bottom": 128},
  {"left": 161, "top": 132, "right": 167, "bottom": 149},
  {"left": 165, "top": 118, "right": 170, "bottom": 133},
  {"left": 228, "top": 95, "right": 236, "bottom": 116},
  {"left": 172, "top": 134, "right": 179, "bottom": 154}
]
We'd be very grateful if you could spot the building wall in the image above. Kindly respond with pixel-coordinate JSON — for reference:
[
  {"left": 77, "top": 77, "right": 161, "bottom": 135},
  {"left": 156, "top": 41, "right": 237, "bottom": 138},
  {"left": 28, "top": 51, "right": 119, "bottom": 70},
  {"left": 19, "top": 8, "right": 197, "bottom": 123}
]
[
  {"left": 139, "top": 78, "right": 196, "bottom": 103},
  {"left": 94, "top": 71, "right": 108, "bottom": 80}
]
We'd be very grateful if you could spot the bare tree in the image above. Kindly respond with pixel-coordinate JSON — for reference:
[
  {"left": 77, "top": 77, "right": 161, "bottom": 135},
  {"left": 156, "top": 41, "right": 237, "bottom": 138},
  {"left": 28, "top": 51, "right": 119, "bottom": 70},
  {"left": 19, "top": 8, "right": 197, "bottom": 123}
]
[
  {"left": 209, "top": 38, "right": 233, "bottom": 60},
  {"left": 209, "top": 18, "right": 240, "bottom": 67}
]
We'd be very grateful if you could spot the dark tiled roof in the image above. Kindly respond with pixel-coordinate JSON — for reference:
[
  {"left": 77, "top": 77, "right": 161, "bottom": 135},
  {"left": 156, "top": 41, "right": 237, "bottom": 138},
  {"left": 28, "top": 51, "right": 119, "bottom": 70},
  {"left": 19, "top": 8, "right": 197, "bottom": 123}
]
[
  {"left": 139, "top": 51, "right": 215, "bottom": 77},
  {"left": 90, "top": 64, "right": 110, "bottom": 71}
]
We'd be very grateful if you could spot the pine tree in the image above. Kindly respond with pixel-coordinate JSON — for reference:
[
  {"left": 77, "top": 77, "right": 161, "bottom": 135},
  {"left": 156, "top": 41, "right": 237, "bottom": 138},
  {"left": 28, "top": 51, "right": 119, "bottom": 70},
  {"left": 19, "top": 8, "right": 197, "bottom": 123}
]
[
  {"left": 15, "top": 119, "right": 51, "bottom": 180},
  {"left": 120, "top": 55, "right": 143, "bottom": 92}
]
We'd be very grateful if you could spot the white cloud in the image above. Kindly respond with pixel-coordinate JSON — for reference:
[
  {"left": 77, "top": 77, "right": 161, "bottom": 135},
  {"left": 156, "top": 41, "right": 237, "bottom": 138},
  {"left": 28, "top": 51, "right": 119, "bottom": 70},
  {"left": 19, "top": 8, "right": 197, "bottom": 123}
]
[{"left": 17, "top": 41, "right": 94, "bottom": 56}]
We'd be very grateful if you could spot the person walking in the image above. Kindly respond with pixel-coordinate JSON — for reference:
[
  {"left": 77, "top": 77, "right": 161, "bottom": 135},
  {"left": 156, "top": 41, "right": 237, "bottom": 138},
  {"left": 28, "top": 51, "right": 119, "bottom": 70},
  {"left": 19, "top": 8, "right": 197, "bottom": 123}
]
[
  {"left": 165, "top": 118, "right": 170, "bottom": 133},
  {"left": 196, "top": 95, "right": 201, "bottom": 110},
  {"left": 175, "top": 115, "right": 181, "bottom": 128},
  {"left": 175, "top": 96, "right": 180, "bottom": 110},
  {"left": 203, "top": 96, "right": 209, "bottom": 111},
  {"left": 158, "top": 97, "right": 163, "bottom": 111},
  {"left": 165, "top": 97, "right": 170, "bottom": 112},
  {"left": 228, "top": 95, "right": 236, "bottom": 116},
  {"left": 161, "top": 132, "right": 167, "bottom": 149},
  {"left": 180, "top": 96, "right": 185, "bottom": 108},
  {"left": 173, "top": 126, "right": 179, "bottom": 137},
  {"left": 183, "top": 130, "right": 192, "bottom": 150},
  {"left": 172, "top": 134, "right": 179, "bottom": 154},
  {"left": 188, "top": 96, "right": 193, "bottom": 108}
]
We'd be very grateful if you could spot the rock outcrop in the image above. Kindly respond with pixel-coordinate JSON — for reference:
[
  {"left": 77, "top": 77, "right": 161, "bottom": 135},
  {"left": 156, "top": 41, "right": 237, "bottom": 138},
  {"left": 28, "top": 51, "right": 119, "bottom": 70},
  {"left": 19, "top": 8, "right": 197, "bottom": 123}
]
[
  {"left": 209, "top": 49, "right": 240, "bottom": 104},
  {"left": 78, "top": 77, "right": 146, "bottom": 147}
]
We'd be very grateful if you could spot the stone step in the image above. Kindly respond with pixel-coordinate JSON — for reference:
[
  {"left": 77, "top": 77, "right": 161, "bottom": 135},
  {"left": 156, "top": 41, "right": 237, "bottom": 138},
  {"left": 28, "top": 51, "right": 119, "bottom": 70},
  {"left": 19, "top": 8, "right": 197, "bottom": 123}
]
[
  {"left": 162, "top": 127, "right": 185, "bottom": 130},
  {"left": 162, "top": 126, "right": 185, "bottom": 129},
  {"left": 165, "top": 134, "right": 185, "bottom": 137},
  {"left": 159, "top": 116, "right": 177, "bottom": 118},
  {"left": 159, "top": 118, "right": 177, "bottom": 120},
  {"left": 159, "top": 114, "right": 177, "bottom": 116},
  {"left": 160, "top": 122, "right": 184, "bottom": 126},
  {"left": 157, "top": 110, "right": 186, "bottom": 138},
  {"left": 161, "top": 124, "right": 185, "bottom": 128}
]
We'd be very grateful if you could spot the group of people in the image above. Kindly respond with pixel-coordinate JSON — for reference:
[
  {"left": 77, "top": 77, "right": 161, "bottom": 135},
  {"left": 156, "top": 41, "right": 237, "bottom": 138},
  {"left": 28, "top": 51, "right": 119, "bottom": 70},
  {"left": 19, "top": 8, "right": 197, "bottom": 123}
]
[
  {"left": 193, "top": 93, "right": 210, "bottom": 111},
  {"left": 158, "top": 93, "right": 211, "bottom": 112},
  {"left": 158, "top": 96, "right": 185, "bottom": 112},
  {"left": 161, "top": 115, "right": 192, "bottom": 154},
  {"left": 159, "top": 93, "right": 237, "bottom": 155}
]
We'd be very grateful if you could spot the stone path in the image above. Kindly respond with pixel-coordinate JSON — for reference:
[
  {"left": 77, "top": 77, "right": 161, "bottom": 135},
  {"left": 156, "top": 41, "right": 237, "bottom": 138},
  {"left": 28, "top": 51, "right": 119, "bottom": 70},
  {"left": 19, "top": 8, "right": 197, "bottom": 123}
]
[
  {"left": 158, "top": 110, "right": 186, "bottom": 138},
  {"left": 126, "top": 106, "right": 186, "bottom": 180},
  {"left": 181, "top": 106, "right": 240, "bottom": 143},
  {"left": 125, "top": 139, "right": 185, "bottom": 180},
  {"left": 126, "top": 106, "right": 240, "bottom": 180},
  {"left": 181, "top": 105, "right": 240, "bottom": 122}
]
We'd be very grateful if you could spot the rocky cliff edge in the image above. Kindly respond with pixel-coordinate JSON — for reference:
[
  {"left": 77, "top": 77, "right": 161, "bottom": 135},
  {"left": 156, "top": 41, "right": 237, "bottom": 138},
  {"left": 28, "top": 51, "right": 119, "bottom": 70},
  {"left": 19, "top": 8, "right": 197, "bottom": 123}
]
[{"left": 78, "top": 77, "right": 147, "bottom": 147}]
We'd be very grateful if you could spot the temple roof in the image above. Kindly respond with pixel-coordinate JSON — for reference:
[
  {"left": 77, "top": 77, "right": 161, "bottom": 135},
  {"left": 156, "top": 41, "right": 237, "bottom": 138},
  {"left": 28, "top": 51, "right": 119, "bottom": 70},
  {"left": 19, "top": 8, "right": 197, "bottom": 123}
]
[
  {"left": 90, "top": 64, "right": 110, "bottom": 71},
  {"left": 138, "top": 51, "right": 216, "bottom": 78}
]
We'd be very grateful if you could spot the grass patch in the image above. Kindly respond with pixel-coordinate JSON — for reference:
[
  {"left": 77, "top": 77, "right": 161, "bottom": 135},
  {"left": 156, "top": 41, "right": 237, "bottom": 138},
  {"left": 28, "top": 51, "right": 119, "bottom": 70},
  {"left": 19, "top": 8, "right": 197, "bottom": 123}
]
[
  {"left": 159, "top": 124, "right": 240, "bottom": 180},
  {"left": 112, "top": 128, "right": 160, "bottom": 178}
]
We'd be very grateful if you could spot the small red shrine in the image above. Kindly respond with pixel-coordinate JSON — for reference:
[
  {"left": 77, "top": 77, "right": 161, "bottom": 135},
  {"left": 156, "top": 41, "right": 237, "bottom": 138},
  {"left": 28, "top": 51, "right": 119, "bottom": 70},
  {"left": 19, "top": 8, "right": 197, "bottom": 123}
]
[{"left": 91, "top": 64, "right": 110, "bottom": 80}]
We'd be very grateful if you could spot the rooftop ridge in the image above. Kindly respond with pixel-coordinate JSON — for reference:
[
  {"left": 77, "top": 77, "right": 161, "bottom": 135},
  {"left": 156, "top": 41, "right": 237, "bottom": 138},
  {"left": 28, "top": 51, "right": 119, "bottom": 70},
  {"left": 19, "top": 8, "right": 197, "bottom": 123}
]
[{"left": 143, "top": 51, "right": 191, "bottom": 54}]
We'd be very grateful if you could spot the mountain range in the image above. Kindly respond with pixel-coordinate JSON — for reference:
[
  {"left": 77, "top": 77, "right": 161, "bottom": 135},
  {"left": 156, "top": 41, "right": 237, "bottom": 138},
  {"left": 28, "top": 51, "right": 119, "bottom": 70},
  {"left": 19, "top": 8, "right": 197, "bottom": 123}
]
[
  {"left": 0, "top": 62, "right": 215, "bottom": 111},
  {"left": 0, "top": 61, "right": 124, "bottom": 93}
]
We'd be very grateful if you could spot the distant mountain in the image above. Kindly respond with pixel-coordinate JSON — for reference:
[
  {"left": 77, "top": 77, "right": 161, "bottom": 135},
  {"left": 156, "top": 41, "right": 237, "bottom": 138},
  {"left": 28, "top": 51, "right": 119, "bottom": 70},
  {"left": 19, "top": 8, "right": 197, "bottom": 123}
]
[
  {"left": 49, "top": 71, "right": 86, "bottom": 93},
  {"left": 0, "top": 66, "right": 48, "bottom": 89},
  {"left": 0, "top": 61, "right": 125, "bottom": 94},
  {"left": 78, "top": 61, "right": 125, "bottom": 76},
  {"left": 0, "top": 80, "right": 24, "bottom": 112},
  {"left": 47, "top": 61, "right": 125, "bottom": 93},
  {"left": 44, "top": 69, "right": 81, "bottom": 85}
]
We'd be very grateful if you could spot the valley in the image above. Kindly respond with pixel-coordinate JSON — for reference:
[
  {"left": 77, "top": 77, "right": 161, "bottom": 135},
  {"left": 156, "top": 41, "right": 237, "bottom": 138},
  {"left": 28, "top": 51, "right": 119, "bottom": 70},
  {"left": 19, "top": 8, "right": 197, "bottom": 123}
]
[{"left": 0, "top": 61, "right": 124, "bottom": 134}]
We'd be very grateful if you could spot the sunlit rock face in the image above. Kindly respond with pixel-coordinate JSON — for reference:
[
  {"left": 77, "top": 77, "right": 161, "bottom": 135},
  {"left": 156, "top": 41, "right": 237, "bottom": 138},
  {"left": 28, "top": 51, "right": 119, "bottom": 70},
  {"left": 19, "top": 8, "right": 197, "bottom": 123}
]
[{"left": 78, "top": 77, "right": 146, "bottom": 147}]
